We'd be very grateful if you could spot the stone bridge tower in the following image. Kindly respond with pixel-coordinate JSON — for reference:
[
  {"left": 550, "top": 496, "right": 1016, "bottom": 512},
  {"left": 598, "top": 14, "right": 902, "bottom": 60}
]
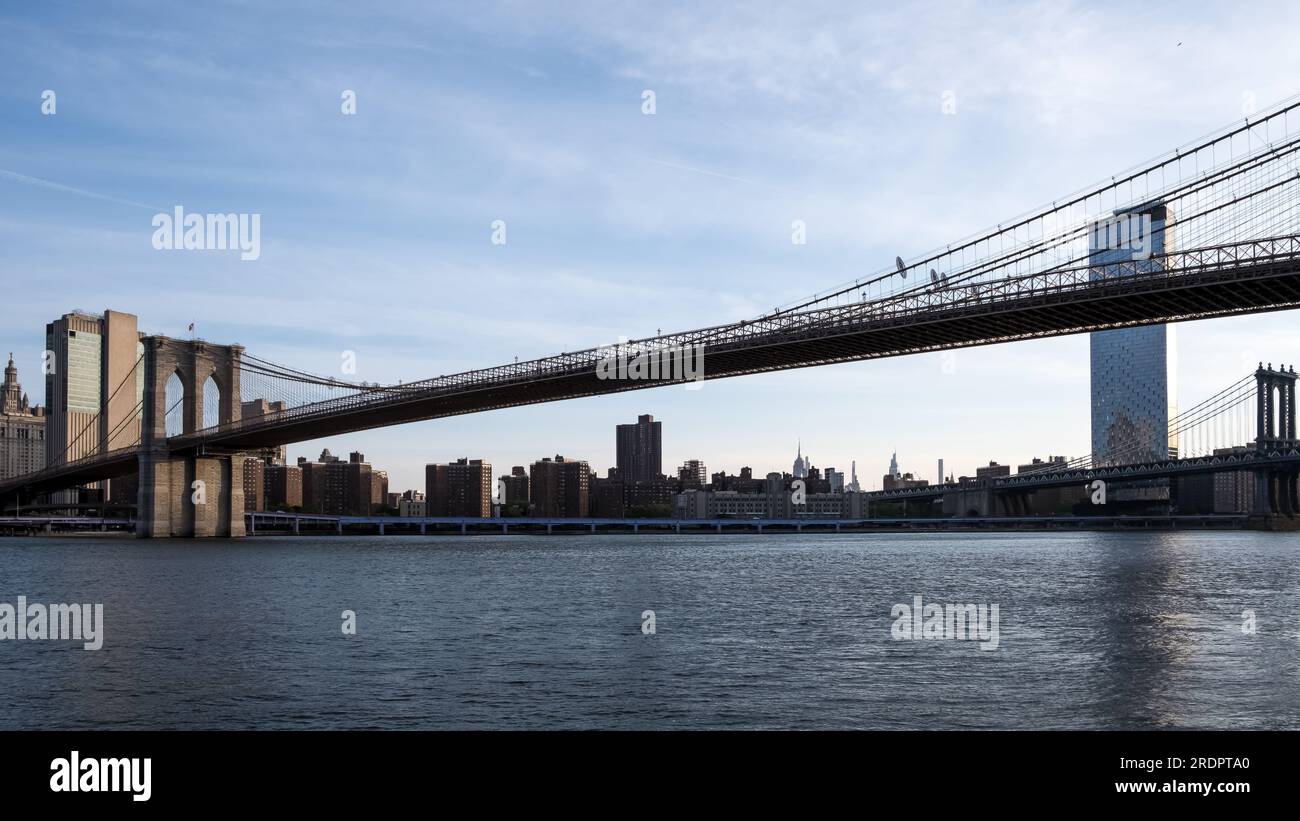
[
  {"left": 1252, "top": 363, "right": 1300, "bottom": 528},
  {"left": 137, "top": 336, "right": 247, "bottom": 537}
]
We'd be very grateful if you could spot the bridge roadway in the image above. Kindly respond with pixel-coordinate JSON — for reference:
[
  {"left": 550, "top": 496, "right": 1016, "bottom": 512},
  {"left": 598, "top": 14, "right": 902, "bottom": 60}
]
[
  {"left": 0, "top": 512, "right": 1253, "bottom": 535},
  {"left": 251, "top": 512, "right": 1248, "bottom": 533},
  {"left": 175, "top": 236, "right": 1300, "bottom": 451}
]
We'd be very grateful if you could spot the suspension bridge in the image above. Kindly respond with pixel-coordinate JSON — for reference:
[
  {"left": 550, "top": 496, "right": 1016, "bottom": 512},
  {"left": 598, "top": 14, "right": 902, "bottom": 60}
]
[{"left": 5, "top": 97, "right": 1300, "bottom": 535}]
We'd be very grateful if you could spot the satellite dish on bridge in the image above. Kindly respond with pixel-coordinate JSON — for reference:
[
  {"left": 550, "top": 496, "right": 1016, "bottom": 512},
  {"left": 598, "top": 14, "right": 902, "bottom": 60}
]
[{"left": 895, "top": 256, "right": 907, "bottom": 278}]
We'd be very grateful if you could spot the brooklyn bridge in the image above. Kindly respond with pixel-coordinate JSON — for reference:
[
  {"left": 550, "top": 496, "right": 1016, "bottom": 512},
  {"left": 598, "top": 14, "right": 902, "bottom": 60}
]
[{"left": 5, "top": 98, "right": 1300, "bottom": 536}]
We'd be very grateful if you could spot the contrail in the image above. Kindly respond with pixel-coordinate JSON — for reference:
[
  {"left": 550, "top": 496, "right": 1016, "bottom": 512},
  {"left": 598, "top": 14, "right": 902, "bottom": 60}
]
[
  {"left": 639, "top": 157, "right": 799, "bottom": 194},
  {"left": 0, "top": 167, "right": 164, "bottom": 211}
]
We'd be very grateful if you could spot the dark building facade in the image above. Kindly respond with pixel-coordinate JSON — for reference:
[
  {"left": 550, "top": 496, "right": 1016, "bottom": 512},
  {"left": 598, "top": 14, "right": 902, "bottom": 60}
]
[
  {"left": 242, "top": 457, "right": 265, "bottom": 512},
  {"left": 501, "top": 465, "right": 529, "bottom": 504},
  {"left": 425, "top": 458, "right": 492, "bottom": 517},
  {"left": 616, "top": 414, "right": 662, "bottom": 484},
  {"left": 264, "top": 463, "right": 303, "bottom": 509},
  {"left": 530, "top": 455, "right": 590, "bottom": 517},
  {"left": 298, "top": 449, "right": 385, "bottom": 515}
]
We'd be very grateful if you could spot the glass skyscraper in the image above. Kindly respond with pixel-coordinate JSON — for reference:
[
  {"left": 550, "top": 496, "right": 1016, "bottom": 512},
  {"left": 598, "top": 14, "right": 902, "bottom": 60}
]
[{"left": 1089, "top": 202, "right": 1179, "bottom": 466}]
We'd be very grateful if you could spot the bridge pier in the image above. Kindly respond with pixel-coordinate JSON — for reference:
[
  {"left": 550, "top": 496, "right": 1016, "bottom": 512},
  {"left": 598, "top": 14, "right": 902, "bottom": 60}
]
[{"left": 137, "top": 452, "right": 246, "bottom": 538}]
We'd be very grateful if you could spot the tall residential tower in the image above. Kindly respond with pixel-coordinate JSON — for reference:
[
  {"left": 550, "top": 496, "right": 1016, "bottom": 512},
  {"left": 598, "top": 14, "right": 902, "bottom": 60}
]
[
  {"left": 616, "top": 414, "right": 662, "bottom": 483},
  {"left": 1089, "top": 203, "right": 1179, "bottom": 465}
]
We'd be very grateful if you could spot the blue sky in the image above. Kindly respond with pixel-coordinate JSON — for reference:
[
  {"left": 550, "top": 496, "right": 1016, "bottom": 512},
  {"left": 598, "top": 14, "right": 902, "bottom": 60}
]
[{"left": 4, "top": 0, "right": 1300, "bottom": 493}]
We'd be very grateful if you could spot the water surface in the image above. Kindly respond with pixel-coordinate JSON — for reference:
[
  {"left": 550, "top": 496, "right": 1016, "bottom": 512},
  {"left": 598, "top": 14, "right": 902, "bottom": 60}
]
[{"left": 1, "top": 531, "right": 1298, "bottom": 729}]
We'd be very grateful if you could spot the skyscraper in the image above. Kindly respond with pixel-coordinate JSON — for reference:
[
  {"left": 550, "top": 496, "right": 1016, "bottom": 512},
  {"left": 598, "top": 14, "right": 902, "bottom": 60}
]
[
  {"left": 43, "top": 309, "right": 142, "bottom": 502},
  {"left": 616, "top": 414, "right": 662, "bottom": 483},
  {"left": 1089, "top": 203, "right": 1179, "bottom": 464},
  {"left": 888, "top": 451, "right": 899, "bottom": 479},
  {"left": 793, "top": 440, "right": 810, "bottom": 478}
]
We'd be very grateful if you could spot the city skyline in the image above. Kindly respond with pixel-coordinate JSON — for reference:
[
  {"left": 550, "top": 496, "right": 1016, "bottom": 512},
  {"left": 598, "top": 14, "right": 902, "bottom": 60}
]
[{"left": 6, "top": 3, "right": 1300, "bottom": 493}]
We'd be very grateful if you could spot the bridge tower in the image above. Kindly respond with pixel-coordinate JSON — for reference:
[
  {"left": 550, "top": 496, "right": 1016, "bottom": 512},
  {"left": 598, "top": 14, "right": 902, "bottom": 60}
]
[
  {"left": 1251, "top": 363, "right": 1300, "bottom": 528},
  {"left": 136, "top": 336, "right": 247, "bottom": 538}
]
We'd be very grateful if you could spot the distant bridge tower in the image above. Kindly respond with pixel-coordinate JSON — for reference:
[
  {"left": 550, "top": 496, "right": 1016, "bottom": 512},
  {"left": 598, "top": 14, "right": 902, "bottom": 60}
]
[
  {"left": 1252, "top": 363, "right": 1300, "bottom": 525},
  {"left": 137, "top": 336, "right": 247, "bottom": 538}
]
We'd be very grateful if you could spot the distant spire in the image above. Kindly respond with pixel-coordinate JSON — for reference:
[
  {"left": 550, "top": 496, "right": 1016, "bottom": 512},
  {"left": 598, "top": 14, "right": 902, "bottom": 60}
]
[{"left": 793, "top": 439, "right": 808, "bottom": 479}]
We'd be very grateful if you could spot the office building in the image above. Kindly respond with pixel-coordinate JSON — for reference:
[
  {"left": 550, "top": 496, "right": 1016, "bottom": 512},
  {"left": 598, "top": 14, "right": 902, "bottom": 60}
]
[
  {"left": 792, "top": 441, "right": 810, "bottom": 479},
  {"left": 825, "top": 467, "right": 844, "bottom": 493},
  {"left": 44, "top": 309, "right": 143, "bottom": 503}
]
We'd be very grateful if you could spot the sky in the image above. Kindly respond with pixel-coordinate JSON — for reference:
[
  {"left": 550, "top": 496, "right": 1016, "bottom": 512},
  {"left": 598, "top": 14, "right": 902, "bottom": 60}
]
[{"left": 4, "top": 0, "right": 1300, "bottom": 493}]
